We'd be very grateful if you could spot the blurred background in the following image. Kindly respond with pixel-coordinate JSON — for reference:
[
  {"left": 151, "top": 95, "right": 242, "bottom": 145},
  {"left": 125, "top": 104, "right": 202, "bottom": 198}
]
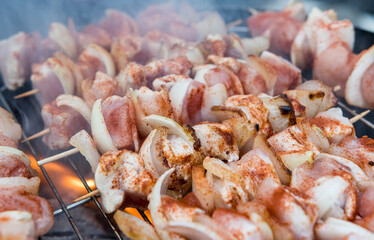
[{"left": 1, "top": 0, "right": 374, "bottom": 39}]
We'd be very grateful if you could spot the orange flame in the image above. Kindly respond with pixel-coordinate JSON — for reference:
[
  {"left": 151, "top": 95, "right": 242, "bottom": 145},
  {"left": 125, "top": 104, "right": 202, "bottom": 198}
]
[
  {"left": 28, "top": 153, "right": 95, "bottom": 202},
  {"left": 28, "top": 153, "right": 152, "bottom": 223}
]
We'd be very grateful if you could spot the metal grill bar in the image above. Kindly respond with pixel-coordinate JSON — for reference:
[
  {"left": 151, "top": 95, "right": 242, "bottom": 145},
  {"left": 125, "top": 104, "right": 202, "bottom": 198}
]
[{"left": 0, "top": 90, "right": 85, "bottom": 239}]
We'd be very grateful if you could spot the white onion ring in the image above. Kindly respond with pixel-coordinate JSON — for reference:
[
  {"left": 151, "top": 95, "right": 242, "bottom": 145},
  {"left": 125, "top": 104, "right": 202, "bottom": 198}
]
[
  {"left": 91, "top": 99, "right": 117, "bottom": 153},
  {"left": 56, "top": 94, "right": 91, "bottom": 124}
]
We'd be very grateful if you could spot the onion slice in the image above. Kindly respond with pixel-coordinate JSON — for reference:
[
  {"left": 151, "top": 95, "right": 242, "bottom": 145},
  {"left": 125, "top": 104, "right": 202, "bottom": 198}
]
[
  {"left": 164, "top": 221, "right": 223, "bottom": 240},
  {"left": 345, "top": 45, "right": 374, "bottom": 108},
  {"left": 69, "top": 130, "right": 100, "bottom": 172},
  {"left": 148, "top": 168, "right": 178, "bottom": 240},
  {"left": 139, "top": 127, "right": 169, "bottom": 178},
  {"left": 143, "top": 115, "right": 198, "bottom": 151},
  {"left": 114, "top": 210, "right": 160, "bottom": 240},
  {"left": 85, "top": 44, "right": 116, "bottom": 77},
  {"left": 91, "top": 99, "right": 117, "bottom": 153},
  {"left": 202, "top": 157, "right": 241, "bottom": 184},
  {"left": 253, "top": 134, "right": 291, "bottom": 185},
  {"left": 47, "top": 57, "right": 75, "bottom": 95},
  {"left": 49, "top": 22, "right": 77, "bottom": 59},
  {"left": 56, "top": 94, "right": 91, "bottom": 124},
  {"left": 315, "top": 217, "right": 374, "bottom": 240},
  {"left": 54, "top": 52, "right": 84, "bottom": 96}
]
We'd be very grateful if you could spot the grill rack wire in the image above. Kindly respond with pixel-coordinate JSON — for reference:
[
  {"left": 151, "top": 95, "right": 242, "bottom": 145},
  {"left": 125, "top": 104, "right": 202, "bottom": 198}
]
[{"left": 0, "top": 17, "right": 374, "bottom": 240}]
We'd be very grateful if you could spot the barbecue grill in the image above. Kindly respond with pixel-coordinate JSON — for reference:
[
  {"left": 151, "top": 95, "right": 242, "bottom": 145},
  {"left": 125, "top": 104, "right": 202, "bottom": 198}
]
[{"left": 1, "top": 0, "right": 374, "bottom": 239}]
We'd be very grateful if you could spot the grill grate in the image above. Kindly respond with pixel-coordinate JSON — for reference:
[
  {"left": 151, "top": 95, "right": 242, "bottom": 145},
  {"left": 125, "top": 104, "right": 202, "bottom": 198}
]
[{"left": 0, "top": 6, "right": 374, "bottom": 238}]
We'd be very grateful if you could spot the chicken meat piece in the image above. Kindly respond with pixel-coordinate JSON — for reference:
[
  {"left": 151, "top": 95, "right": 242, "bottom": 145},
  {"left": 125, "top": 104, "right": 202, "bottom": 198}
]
[
  {"left": 0, "top": 155, "right": 33, "bottom": 179},
  {"left": 110, "top": 35, "right": 148, "bottom": 71},
  {"left": 82, "top": 71, "right": 121, "bottom": 107},
  {"left": 0, "top": 189, "right": 53, "bottom": 237},
  {"left": 101, "top": 96, "right": 139, "bottom": 152},
  {"left": 145, "top": 57, "right": 193, "bottom": 84},
  {"left": 156, "top": 75, "right": 205, "bottom": 124},
  {"left": 212, "top": 177, "right": 248, "bottom": 209},
  {"left": 193, "top": 122, "right": 239, "bottom": 162},
  {"left": 132, "top": 86, "right": 174, "bottom": 137},
  {"left": 42, "top": 100, "right": 90, "bottom": 149},
  {"left": 161, "top": 41, "right": 205, "bottom": 66},
  {"left": 310, "top": 16, "right": 355, "bottom": 96},
  {"left": 199, "top": 34, "right": 227, "bottom": 57},
  {"left": 161, "top": 134, "right": 200, "bottom": 188},
  {"left": 225, "top": 94, "right": 273, "bottom": 138},
  {"left": 329, "top": 136, "right": 374, "bottom": 180},
  {"left": 206, "top": 55, "right": 273, "bottom": 96},
  {"left": 291, "top": 157, "right": 358, "bottom": 220},
  {"left": 116, "top": 62, "right": 147, "bottom": 94},
  {"left": 161, "top": 195, "right": 205, "bottom": 223},
  {"left": 194, "top": 64, "right": 244, "bottom": 97},
  {"left": 261, "top": 51, "right": 302, "bottom": 95},
  {"left": 355, "top": 185, "right": 374, "bottom": 232},
  {"left": 95, "top": 150, "right": 156, "bottom": 213},
  {"left": 98, "top": 9, "right": 139, "bottom": 39},
  {"left": 310, "top": 107, "right": 354, "bottom": 145},
  {"left": 0, "top": 32, "right": 51, "bottom": 90},
  {"left": 246, "top": 2, "right": 305, "bottom": 56},
  {"left": 0, "top": 211, "right": 36, "bottom": 240},
  {"left": 211, "top": 208, "right": 263, "bottom": 239},
  {"left": 313, "top": 42, "right": 357, "bottom": 96},
  {"left": 228, "top": 148, "right": 280, "bottom": 198},
  {"left": 256, "top": 178, "right": 318, "bottom": 240},
  {"left": 290, "top": 8, "right": 341, "bottom": 69},
  {"left": 0, "top": 107, "right": 22, "bottom": 148}
]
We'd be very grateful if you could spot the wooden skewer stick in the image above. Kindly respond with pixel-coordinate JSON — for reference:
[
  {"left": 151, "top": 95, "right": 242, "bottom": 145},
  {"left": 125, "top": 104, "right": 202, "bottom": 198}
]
[
  {"left": 248, "top": 8, "right": 258, "bottom": 15},
  {"left": 350, "top": 110, "right": 370, "bottom": 124},
  {"left": 73, "top": 189, "right": 100, "bottom": 203},
  {"left": 333, "top": 85, "right": 341, "bottom": 92},
  {"left": 37, "top": 148, "right": 79, "bottom": 166},
  {"left": 14, "top": 89, "right": 39, "bottom": 99},
  {"left": 22, "top": 128, "right": 50, "bottom": 143},
  {"left": 227, "top": 19, "right": 243, "bottom": 28}
]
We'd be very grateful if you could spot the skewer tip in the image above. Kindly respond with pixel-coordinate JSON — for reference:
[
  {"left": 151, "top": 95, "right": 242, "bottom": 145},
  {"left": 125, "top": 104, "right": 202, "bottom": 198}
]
[
  {"left": 227, "top": 19, "right": 243, "bottom": 28},
  {"left": 350, "top": 110, "right": 370, "bottom": 124},
  {"left": 14, "top": 89, "right": 39, "bottom": 99},
  {"left": 37, "top": 147, "right": 79, "bottom": 166},
  {"left": 73, "top": 189, "right": 100, "bottom": 203},
  {"left": 333, "top": 85, "right": 341, "bottom": 92},
  {"left": 22, "top": 128, "right": 50, "bottom": 143}
]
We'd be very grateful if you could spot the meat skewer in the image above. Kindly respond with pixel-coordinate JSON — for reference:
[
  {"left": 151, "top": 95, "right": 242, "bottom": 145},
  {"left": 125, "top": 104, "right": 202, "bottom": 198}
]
[{"left": 70, "top": 106, "right": 368, "bottom": 206}]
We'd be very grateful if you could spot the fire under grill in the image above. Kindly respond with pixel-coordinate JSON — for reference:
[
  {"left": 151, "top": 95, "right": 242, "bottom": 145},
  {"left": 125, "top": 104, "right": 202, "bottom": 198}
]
[{"left": 1, "top": 2, "right": 374, "bottom": 240}]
